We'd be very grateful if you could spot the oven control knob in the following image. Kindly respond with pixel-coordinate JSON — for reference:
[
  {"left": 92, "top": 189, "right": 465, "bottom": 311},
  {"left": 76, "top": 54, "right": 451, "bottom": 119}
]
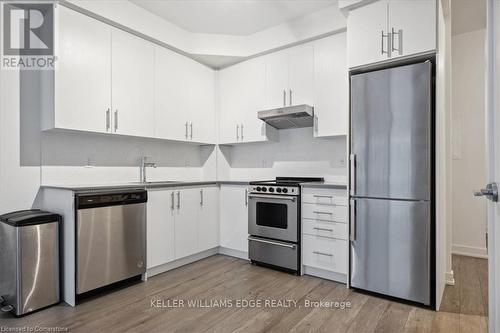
[
  {"left": 262, "top": 187, "right": 267, "bottom": 192},
  {"left": 269, "top": 188, "right": 275, "bottom": 193},
  {"left": 282, "top": 188, "right": 288, "bottom": 193},
  {"left": 276, "top": 188, "right": 282, "bottom": 193},
  {"left": 256, "top": 187, "right": 262, "bottom": 192}
]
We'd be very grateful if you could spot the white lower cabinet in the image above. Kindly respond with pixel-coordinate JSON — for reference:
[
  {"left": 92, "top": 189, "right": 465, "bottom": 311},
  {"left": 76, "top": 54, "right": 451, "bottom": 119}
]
[
  {"left": 301, "top": 186, "right": 348, "bottom": 283},
  {"left": 147, "top": 186, "right": 218, "bottom": 270},
  {"left": 219, "top": 185, "right": 249, "bottom": 254}
]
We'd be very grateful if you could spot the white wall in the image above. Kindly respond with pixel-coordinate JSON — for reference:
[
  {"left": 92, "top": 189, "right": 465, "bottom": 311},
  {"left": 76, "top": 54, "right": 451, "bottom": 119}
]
[
  {"left": 217, "top": 128, "right": 347, "bottom": 183},
  {"left": 451, "top": 28, "right": 488, "bottom": 258}
]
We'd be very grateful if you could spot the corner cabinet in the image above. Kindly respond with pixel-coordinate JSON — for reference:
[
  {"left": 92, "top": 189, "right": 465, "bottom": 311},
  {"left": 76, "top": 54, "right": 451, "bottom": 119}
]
[
  {"left": 219, "top": 57, "right": 278, "bottom": 144},
  {"left": 347, "top": 0, "right": 436, "bottom": 68}
]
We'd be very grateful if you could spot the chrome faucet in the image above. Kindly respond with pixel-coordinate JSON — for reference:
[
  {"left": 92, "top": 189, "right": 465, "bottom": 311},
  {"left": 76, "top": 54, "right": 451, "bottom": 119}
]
[{"left": 140, "top": 156, "right": 157, "bottom": 183}]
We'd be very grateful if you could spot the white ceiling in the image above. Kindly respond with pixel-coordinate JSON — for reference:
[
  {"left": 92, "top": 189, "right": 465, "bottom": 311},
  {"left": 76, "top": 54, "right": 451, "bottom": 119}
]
[
  {"left": 130, "top": 0, "right": 337, "bottom": 36},
  {"left": 451, "top": 0, "right": 486, "bottom": 36}
]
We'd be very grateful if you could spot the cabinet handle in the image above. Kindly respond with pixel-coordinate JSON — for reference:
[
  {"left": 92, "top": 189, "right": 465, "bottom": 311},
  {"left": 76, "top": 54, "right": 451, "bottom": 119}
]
[
  {"left": 381, "top": 30, "right": 391, "bottom": 57},
  {"left": 190, "top": 122, "right": 193, "bottom": 140},
  {"left": 114, "top": 110, "right": 118, "bottom": 132},
  {"left": 313, "top": 195, "right": 333, "bottom": 199},
  {"left": 245, "top": 189, "right": 249, "bottom": 206},
  {"left": 200, "top": 189, "right": 203, "bottom": 206},
  {"left": 313, "top": 227, "right": 334, "bottom": 232},
  {"left": 313, "top": 251, "right": 333, "bottom": 257},
  {"left": 177, "top": 191, "right": 181, "bottom": 210},
  {"left": 314, "top": 115, "right": 318, "bottom": 133},
  {"left": 350, "top": 199, "right": 356, "bottom": 242},
  {"left": 185, "top": 122, "right": 188, "bottom": 139},
  {"left": 313, "top": 211, "right": 333, "bottom": 215},
  {"left": 236, "top": 124, "right": 240, "bottom": 141},
  {"left": 171, "top": 192, "right": 175, "bottom": 210},
  {"left": 350, "top": 154, "right": 356, "bottom": 196},
  {"left": 289, "top": 89, "right": 292, "bottom": 106},
  {"left": 240, "top": 123, "right": 244, "bottom": 141},
  {"left": 283, "top": 90, "right": 286, "bottom": 106},
  {"left": 391, "top": 27, "right": 403, "bottom": 55},
  {"left": 105, "top": 108, "right": 110, "bottom": 132}
]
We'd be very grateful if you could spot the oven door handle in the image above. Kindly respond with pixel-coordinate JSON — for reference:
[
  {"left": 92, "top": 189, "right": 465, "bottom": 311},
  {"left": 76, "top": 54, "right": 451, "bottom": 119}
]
[
  {"left": 248, "top": 236, "right": 296, "bottom": 249},
  {"left": 247, "top": 194, "right": 296, "bottom": 202}
]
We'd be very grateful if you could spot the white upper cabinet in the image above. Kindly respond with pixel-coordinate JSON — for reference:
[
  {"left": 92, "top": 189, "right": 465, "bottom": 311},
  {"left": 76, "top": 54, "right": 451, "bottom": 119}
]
[
  {"left": 347, "top": 0, "right": 436, "bottom": 68},
  {"left": 388, "top": 0, "right": 436, "bottom": 59},
  {"left": 288, "top": 44, "right": 314, "bottom": 106},
  {"left": 52, "top": 6, "right": 111, "bottom": 133},
  {"left": 265, "top": 45, "right": 314, "bottom": 108},
  {"left": 219, "top": 57, "right": 276, "bottom": 144},
  {"left": 313, "top": 33, "right": 348, "bottom": 138},
  {"left": 154, "top": 46, "right": 191, "bottom": 141},
  {"left": 347, "top": 0, "right": 388, "bottom": 68},
  {"left": 111, "top": 28, "right": 155, "bottom": 138}
]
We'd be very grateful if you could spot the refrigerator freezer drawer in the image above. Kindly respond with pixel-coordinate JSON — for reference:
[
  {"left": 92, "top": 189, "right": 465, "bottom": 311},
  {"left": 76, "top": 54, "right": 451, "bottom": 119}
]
[
  {"left": 302, "top": 203, "right": 348, "bottom": 223},
  {"left": 303, "top": 234, "right": 348, "bottom": 274},
  {"left": 350, "top": 198, "right": 430, "bottom": 305}
]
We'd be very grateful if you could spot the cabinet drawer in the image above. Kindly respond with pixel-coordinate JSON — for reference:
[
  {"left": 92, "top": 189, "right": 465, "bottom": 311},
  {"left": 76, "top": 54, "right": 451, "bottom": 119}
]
[
  {"left": 302, "top": 188, "right": 348, "bottom": 206},
  {"left": 302, "top": 234, "right": 347, "bottom": 273},
  {"left": 302, "top": 203, "right": 347, "bottom": 223},
  {"left": 302, "top": 219, "right": 347, "bottom": 240}
]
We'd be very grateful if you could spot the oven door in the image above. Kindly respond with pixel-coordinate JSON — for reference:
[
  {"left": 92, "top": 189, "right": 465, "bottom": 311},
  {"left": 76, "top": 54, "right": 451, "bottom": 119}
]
[{"left": 248, "top": 193, "right": 298, "bottom": 242}]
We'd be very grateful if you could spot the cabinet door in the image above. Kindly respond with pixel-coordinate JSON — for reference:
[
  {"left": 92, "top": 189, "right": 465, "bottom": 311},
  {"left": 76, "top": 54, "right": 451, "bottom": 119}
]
[
  {"left": 154, "top": 46, "right": 191, "bottom": 141},
  {"left": 111, "top": 28, "right": 154, "bottom": 137},
  {"left": 288, "top": 44, "right": 314, "bottom": 106},
  {"left": 174, "top": 189, "right": 199, "bottom": 259},
  {"left": 219, "top": 64, "right": 242, "bottom": 144},
  {"left": 147, "top": 190, "right": 175, "bottom": 269},
  {"left": 347, "top": 0, "right": 388, "bottom": 68},
  {"left": 219, "top": 186, "right": 248, "bottom": 253},
  {"left": 55, "top": 6, "right": 111, "bottom": 133},
  {"left": 188, "top": 62, "right": 216, "bottom": 144},
  {"left": 388, "top": 0, "right": 436, "bottom": 58},
  {"left": 313, "top": 33, "right": 348, "bottom": 137},
  {"left": 265, "top": 50, "right": 289, "bottom": 109},
  {"left": 198, "top": 187, "right": 219, "bottom": 251}
]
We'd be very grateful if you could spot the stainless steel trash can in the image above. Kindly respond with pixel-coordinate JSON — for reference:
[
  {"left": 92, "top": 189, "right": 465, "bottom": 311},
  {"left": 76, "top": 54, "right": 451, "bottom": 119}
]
[{"left": 0, "top": 209, "right": 61, "bottom": 316}]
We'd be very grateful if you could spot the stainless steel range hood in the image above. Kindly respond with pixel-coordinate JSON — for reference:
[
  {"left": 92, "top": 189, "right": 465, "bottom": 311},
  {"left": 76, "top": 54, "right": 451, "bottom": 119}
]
[{"left": 258, "top": 104, "right": 314, "bottom": 129}]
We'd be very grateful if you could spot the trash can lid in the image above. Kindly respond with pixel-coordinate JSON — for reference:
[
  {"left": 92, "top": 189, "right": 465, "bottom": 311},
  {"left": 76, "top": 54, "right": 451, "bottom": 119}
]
[{"left": 0, "top": 209, "right": 61, "bottom": 227}]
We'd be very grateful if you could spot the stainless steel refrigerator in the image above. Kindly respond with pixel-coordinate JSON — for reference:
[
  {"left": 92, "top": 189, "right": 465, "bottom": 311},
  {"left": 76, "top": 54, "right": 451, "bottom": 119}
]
[{"left": 349, "top": 60, "right": 433, "bottom": 306}]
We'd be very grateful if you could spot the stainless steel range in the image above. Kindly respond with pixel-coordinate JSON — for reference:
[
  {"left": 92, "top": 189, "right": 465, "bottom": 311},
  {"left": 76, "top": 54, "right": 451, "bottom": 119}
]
[{"left": 248, "top": 177, "right": 323, "bottom": 274}]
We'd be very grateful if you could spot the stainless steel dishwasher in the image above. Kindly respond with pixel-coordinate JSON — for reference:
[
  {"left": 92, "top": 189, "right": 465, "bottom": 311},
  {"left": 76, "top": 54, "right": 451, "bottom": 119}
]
[{"left": 75, "top": 190, "right": 147, "bottom": 295}]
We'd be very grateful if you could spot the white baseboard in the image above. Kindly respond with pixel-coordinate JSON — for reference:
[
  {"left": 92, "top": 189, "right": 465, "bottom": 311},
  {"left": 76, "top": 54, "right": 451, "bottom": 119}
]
[
  {"left": 452, "top": 244, "right": 488, "bottom": 259},
  {"left": 146, "top": 248, "right": 218, "bottom": 278},
  {"left": 445, "top": 270, "right": 455, "bottom": 286},
  {"left": 218, "top": 246, "right": 249, "bottom": 260}
]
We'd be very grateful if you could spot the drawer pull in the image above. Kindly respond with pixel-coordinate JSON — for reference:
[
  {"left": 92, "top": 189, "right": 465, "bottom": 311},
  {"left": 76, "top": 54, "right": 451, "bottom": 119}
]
[
  {"left": 313, "top": 251, "right": 333, "bottom": 257},
  {"left": 313, "top": 195, "right": 333, "bottom": 199},
  {"left": 248, "top": 236, "right": 296, "bottom": 249},
  {"left": 313, "top": 227, "right": 333, "bottom": 232},
  {"left": 313, "top": 211, "right": 333, "bottom": 215}
]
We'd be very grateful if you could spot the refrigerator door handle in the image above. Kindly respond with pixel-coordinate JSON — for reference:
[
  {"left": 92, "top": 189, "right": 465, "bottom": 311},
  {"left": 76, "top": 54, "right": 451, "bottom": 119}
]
[
  {"left": 349, "top": 154, "right": 356, "bottom": 196},
  {"left": 350, "top": 199, "right": 356, "bottom": 241}
]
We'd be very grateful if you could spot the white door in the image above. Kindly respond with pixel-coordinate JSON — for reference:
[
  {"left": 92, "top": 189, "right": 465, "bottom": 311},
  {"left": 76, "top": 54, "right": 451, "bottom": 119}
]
[
  {"left": 219, "top": 185, "right": 249, "bottom": 253},
  {"left": 188, "top": 62, "right": 216, "bottom": 144},
  {"left": 147, "top": 190, "right": 175, "bottom": 268},
  {"left": 288, "top": 44, "right": 314, "bottom": 106},
  {"left": 154, "top": 46, "right": 190, "bottom": 141},
  {"left": 265, "top": 50, "right": 289, "bottom": 109},
  {"left": 484, "top": 2, "right": 500, "bottom": 330},
  {"left": 111, "top": 28, "right": 154, "bottom": 137},
  {"left": 388, "top": 0, "right": 436, "bottom": 59},
  {"left": 219, "top": 64, "right": 243, "bottom": 144},
  {"left": 240, "top": 57, "right": 268, "bottom": 143},
  {"left": 347, "top": 0, "right": 389, "bottom": 68},
  {"left": 55, "top": 6, "right": 111, "bottom": 133},
  {"left": 198, "top": 187, "right": 219, "bottom": 251},
  {"left": 174, "top": 188, "right": 199, "bottom": 259},
  {"left": 313, "top": 33, "right": 349, "bottom": 137}
]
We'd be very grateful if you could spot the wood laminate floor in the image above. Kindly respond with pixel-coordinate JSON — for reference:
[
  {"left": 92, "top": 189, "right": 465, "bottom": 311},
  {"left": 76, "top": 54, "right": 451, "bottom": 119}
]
[{"left": 0, "top": 255, "right": 488, "bottom": 332}]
